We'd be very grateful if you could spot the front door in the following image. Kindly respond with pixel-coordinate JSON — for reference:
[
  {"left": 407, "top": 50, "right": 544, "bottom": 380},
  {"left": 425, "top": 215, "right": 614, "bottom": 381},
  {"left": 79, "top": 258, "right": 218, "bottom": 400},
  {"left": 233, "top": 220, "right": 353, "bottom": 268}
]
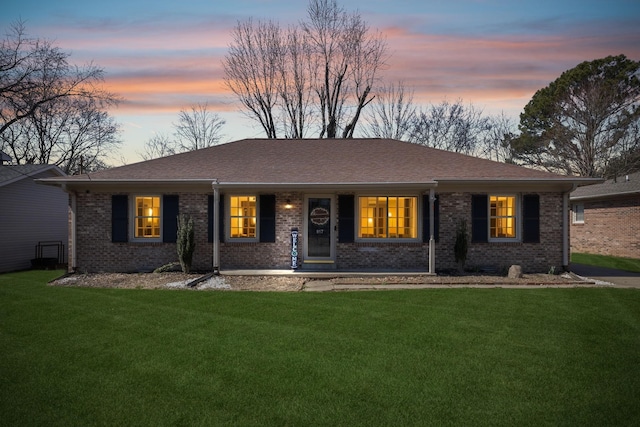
[{"left": 304, "top": 196, "right": 335, "bottom": 267}]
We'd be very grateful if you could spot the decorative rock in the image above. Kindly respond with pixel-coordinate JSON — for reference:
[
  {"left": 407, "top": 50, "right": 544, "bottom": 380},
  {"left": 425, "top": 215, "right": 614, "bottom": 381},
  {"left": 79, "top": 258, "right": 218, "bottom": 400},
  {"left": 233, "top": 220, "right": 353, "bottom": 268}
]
[{"left": 508, "top": 265, "right": 523, "bottom": 279}]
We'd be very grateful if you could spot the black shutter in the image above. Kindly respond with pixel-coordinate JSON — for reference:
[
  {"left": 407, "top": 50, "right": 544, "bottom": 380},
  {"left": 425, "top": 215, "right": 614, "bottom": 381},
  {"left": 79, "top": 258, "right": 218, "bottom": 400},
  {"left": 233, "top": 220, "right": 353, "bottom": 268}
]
[
  {"left": 162, "top": 195, "right": 179, "bottom": 243},
  {"left": 208, "top": 194, "right": 224, "bottom": 243},
  {"left": 522, "top": 194, "right": 540, "bottom": 243},
  {"left": 471, "top": 194, "right": 488, "bottom": 243},
  {"left": 112, "top": 195, "right": 128, "bottom": 243},
  {"left": 338, "top": 195, "right": 355, "bottom": 243},
  {"left": 259, "top": 194, "right": 276, "bottom": 242},
  {"left": 422, "top": 194, "right": 439, "bottom": 242}
]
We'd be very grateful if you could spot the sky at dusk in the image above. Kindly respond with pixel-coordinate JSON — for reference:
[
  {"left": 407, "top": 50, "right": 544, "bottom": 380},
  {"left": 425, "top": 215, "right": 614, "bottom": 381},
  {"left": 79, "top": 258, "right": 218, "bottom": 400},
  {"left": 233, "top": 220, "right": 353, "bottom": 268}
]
[{"left": 3, "top": 0, "right": 640, "bottom": 164}]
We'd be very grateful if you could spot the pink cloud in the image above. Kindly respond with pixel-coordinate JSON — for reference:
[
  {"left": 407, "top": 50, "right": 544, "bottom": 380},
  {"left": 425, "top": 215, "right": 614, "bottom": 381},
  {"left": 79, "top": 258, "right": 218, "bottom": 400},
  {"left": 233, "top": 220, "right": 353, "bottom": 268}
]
[
  {"left": 44, "top": 16, "right": 640, "bottom": 122},
  {"left": 380, "top": 25, "right": 640, "bottom": 114}
]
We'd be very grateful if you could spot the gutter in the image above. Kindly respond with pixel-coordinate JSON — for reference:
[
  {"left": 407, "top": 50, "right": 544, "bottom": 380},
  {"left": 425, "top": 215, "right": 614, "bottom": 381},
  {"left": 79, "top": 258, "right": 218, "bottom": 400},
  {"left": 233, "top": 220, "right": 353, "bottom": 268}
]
[{"left": 570, "top": 189, "right": 640, "bottom": 201}]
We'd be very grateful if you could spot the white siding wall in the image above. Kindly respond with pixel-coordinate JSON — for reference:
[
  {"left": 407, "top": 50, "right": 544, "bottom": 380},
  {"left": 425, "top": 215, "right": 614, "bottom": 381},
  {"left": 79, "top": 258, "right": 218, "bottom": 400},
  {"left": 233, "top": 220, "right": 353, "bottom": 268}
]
[{"left": 0, "top": 170, "right": 68, "bottom": 272}]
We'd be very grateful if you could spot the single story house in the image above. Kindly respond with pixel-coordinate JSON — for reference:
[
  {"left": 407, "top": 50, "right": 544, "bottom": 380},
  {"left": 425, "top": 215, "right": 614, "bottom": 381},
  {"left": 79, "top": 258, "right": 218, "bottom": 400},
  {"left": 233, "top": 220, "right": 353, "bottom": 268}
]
[
  {"left": 570, "top": 171, "right": 640, "bottom": 259},
  {"left": 38, "top": 138, "right": 599, "bottom": 274},
  {"left": 0, "top": 162, "right": 68, "bottom": 272}
]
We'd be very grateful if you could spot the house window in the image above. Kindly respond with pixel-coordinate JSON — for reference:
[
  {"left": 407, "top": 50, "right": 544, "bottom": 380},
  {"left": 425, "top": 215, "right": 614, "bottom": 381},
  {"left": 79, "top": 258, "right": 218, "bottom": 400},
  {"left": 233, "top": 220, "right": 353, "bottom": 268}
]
[
  {"left": 358, "top": 196, "right": 417, "bottom": 239},
  {"left": 230, "top": 196, "right": 257, "bottom": 238},
  {"left": 134, "top": 196, "right": 161, "bottom": 239},
  {"left": 573, "top": 203, "right": 584, "bottom": 224},
  {"left": 490, "top": 195, "right": 517, "bottom": 240}
]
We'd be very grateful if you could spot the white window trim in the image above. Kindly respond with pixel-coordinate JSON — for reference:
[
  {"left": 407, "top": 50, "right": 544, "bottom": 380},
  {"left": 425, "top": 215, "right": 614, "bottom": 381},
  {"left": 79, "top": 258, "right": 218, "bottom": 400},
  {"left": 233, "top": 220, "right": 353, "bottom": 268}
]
[
  {"left": 572, "top": 203, "right": 585, "bottom": 224},
  {"left": 227, "top": 194, "right": 259, "bottom": 242},
  {"left": 354, "top": 194, "right": 421, "bottom": 243},
  {"left": 130, "top": 194, "right": 162, "bottom": 242},
  {"left": 488, "top": 194, "right": 521, "bottom": 243}
]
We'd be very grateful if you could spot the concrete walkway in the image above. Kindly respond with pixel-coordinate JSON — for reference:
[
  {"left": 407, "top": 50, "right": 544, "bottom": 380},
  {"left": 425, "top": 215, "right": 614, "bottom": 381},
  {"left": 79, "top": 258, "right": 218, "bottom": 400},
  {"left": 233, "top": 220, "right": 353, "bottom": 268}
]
[{"left": 570, "top": 264, "right": 640, "bottom": 288}]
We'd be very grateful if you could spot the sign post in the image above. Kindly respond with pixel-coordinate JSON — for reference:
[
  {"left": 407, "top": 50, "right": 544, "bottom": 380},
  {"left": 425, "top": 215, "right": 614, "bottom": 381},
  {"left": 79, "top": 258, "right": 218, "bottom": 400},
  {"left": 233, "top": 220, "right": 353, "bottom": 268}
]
[{"left": 290, "top": 228, "right": 299, "bottom": 270}]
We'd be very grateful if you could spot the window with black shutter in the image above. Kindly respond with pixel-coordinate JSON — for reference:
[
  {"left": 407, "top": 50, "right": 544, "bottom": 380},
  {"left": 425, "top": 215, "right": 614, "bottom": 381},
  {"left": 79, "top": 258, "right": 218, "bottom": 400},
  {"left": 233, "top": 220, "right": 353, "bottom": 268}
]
[
  {"left": 471, "top": 195, "right": 489, "bottom": 243},
  {"left": 259, "top": 195, "right": 276, "bottom": 242},
  {"left": 338, "top": 195, "right": 355, "bottom": 243},
  {"left": 522, "top": 194, "right": 540, "bottom": 243},
  {"left": 112, "top": 195, "right": 128, "bottom": 243},
  {"left": 422, "top": 194, "right": 439, "bottom": 242}
]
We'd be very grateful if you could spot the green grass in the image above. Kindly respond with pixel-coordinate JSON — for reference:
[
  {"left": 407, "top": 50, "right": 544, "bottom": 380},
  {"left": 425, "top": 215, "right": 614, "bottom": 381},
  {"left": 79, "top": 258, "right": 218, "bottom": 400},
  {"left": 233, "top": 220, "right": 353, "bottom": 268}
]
[
  {"left": 572, "top": 252, "right": 640, "bottom": 273},
  {"left": 1, "top": 270, "right": 640, "bottom": 426}
]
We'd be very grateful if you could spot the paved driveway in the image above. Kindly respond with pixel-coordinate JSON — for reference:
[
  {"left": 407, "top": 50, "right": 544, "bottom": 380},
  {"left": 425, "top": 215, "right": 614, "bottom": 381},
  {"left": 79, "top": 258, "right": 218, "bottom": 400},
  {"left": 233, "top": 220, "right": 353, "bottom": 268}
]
[{"left": 571, "top": 263, "right": 640, "bottom": 288}]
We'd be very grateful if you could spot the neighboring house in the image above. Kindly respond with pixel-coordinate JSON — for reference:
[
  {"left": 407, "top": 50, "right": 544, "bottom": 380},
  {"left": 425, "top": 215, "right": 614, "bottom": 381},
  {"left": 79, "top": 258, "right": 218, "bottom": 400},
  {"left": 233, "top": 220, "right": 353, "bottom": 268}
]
[
  {"left": 0, "top": 163, "right": 68, "bottom": 272},
  {"left": 38, "top": 138, "right": 599, "bottom": 274},
  {"left": 570, "top": 171, "right": 640, "bottom": 259}
]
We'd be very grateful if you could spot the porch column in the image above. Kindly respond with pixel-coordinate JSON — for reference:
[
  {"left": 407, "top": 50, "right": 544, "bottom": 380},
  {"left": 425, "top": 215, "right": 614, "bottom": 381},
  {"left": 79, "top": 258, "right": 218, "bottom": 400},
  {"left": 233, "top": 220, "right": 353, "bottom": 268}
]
[
  {"left": 429, "top": 188, "right": 436, "bottom": 274},
  {"left": 68, "top": 187, "right": 77, "bottom": 272},
  {"left": 212, "top": 180, "right": 220, "bottom": 275},
  {"left": 562, "top": 190, "right": 570, "bottom": 269}
]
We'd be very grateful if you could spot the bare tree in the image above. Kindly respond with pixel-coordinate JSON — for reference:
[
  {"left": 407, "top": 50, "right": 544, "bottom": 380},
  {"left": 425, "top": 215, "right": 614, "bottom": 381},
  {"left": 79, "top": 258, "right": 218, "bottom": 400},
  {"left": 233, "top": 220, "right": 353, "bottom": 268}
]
[
  {"left": 303, "top": 0, "right": 387, "bottom": 138},
  {"left": 277, "top": 26, "right": 314, "bottom": 138},
  {"left": 1, "top": 20, "right": 111, "bottom": 136},
  {"left": 139, "top": 133, "right": 176, "bottom": 161},
  {"left": 0, "top": 21, "right": 121, "bottom": 172},
  {"left": 174, "top": 102, "right": 225, "bottom": 151},
  {"left": 2, "top": 94, "right": 121, "bottom": 174},
  {"left": 480, "top": 112, "right": 518, "bottom": 163},
  {"left": 409, "top": 99, "right": 492, "bottom": 155},
  {"left": 223, "top": 19, "right": 281, "bottom": 138},
  {"left": 139, "top": 103, "right": 226, "bottom": 160},
  {"left": 223, "top": 0, "right": 387, "bottom": 139},
  {"left": 362, "top": 81, "right": 416, "bottom": 140}
]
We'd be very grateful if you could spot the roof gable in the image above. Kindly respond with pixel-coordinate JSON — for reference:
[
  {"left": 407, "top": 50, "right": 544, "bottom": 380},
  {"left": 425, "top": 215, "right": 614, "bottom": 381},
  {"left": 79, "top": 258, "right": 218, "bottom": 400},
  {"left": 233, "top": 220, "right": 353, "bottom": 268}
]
[{"left": 0, "top": 165, "right": 65, "bottom": 188}]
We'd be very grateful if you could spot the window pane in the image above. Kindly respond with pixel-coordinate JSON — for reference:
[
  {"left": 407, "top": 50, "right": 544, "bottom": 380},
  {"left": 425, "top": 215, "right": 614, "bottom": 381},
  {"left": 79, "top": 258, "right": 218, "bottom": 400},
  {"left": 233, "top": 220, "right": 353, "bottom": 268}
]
[
  {"left": 230, "top": 196, "right": 257, "bottom": 238},
  {"left": 490, "top": 195, "right": 516, "bottom": 239},
  {"left": 358, "top": 196, "right": 417, "bottom": 239},
  {"left": 134, "top": 196, "right": 161, "bottom": 238},
  {"left": 573, "top": 204, "right": 584, "bottom": 223}
]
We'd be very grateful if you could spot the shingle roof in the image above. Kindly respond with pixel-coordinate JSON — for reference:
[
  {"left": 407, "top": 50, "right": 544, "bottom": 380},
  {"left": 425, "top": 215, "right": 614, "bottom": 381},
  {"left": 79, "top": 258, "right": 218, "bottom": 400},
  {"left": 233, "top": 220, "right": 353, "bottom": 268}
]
[
  {"left": 48, "top": 138, "right": 591, "bottom": 185},
  {"left": 571, "top": 171, "right": 640, "bottom": 200},
  {"left": 0, "top": 164, "right": 64, "bottom": 187}
]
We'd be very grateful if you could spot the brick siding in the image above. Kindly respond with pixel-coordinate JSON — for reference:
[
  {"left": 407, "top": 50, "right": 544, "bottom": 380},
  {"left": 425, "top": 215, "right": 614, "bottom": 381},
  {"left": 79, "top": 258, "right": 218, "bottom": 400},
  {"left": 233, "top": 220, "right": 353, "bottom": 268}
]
[
  {"left": 73, "top": 190, "right": 566, "bottom": 273},
  {"left": 571, "top": 195, "right": 640, "bottom": 259}
]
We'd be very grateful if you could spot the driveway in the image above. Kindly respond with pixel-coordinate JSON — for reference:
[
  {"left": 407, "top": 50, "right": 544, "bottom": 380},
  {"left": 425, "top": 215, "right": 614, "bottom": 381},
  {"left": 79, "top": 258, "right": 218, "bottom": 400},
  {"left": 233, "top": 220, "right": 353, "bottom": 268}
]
[{"left": 571, "top": 263, "right": 640, "bottom": 288}]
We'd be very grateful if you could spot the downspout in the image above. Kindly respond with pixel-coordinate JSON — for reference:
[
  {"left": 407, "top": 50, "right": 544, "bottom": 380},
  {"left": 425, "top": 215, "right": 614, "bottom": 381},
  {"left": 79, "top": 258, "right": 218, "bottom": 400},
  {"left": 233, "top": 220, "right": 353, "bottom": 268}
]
[
  {"left": 429, "top": 188, "right": 436, "bottom": 274},
  {"left": 212, "top": 180, "right": 220, "bottom": 275},
  {"left": 562, "top": 185, "right": 576, "bottom": 271}
]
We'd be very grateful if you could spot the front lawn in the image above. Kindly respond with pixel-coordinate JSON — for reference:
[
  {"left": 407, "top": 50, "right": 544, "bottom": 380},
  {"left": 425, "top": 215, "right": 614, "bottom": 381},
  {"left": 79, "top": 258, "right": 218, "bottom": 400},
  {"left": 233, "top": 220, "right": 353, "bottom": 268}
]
[
  {"left": 572, "top": 252, "right": 640, "bottom": 273},
  {"left": 1, "top": 270, "right": 639, "bottom": 426}
]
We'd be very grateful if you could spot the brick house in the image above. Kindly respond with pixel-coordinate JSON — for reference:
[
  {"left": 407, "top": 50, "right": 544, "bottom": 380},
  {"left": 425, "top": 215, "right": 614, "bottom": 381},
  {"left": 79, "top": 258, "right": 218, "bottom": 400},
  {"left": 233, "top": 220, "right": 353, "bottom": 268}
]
[
  {"left": 570, "top": 171, "right": 640, "bottom": 259},
  {"left": 39, "top": 138, "right": 599, "bottom": 274}
]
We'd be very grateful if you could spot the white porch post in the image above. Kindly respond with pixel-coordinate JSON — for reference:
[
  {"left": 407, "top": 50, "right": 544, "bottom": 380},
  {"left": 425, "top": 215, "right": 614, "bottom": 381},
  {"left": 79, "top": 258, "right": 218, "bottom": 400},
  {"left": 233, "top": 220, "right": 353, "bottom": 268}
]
[
  {"left": 429, "top": 188, "right": 436, "bottom": 274},
  {"left": 212, "top": 180, "right": 220, "bottom": 274},
  {"left": 562, "top": 190, "right": 570, "bottom": 269},
  {"left": 68, "top": 188, "right": 77, "bottom": 272}
]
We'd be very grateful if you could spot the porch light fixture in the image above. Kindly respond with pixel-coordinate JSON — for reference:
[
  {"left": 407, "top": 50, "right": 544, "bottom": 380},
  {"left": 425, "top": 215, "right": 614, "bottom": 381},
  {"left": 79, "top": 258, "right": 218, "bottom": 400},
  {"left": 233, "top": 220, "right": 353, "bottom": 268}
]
[{"left": 285, "top": 199, "right": 293, "bottom": 209}]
